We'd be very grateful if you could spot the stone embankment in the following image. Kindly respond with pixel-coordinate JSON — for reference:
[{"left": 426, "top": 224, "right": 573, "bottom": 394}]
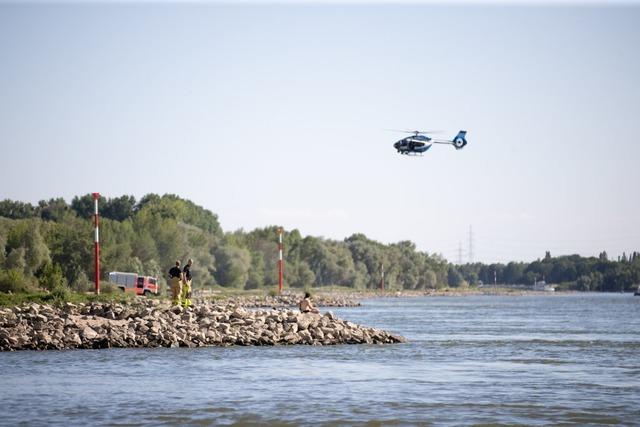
[
  {"left": 227, "top": 293, "right": 360, "bottom": 308},
  {"left": 0, "top": 300, "right": 405, "bottom": 351}
]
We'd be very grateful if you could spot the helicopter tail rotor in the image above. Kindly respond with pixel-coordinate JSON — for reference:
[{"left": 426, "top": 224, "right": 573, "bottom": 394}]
[{"left": 452, "top": 130, "right": 468, "bottom": 150}]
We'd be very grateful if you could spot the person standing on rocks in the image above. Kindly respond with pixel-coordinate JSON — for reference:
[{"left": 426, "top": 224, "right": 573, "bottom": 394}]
[
  {"left": 168, "top": 261, "right": 183, "bottom": 306},
  {"left": 181, "top": 258, "right": 193, "bottom": 308},
  {"left": 299, "top": 292, "right": 320, "bottom": 314}
]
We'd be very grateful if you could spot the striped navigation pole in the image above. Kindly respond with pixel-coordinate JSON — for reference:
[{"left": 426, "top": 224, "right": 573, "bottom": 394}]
[
  {"left": 92, "top": 192, "right": 100, "bottom": 295},
  {"left": 277, "top": 227, "right": 284, "bottom": 294},
  {"left": 380, "top": 263, "right": 385, "bottom": 291}
]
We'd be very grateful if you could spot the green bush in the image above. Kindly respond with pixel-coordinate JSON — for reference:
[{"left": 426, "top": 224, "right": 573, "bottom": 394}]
[
  {"left": 267, "top": 288, "right": 279, "bottom": 297},
  {"left": 49, "top": 283, "right": 71, "bottom": 301},
  {"left": 38, "top": 262, "right": 67, "bottom": 291},
  {"left": 71, "top": 271, "right": 92, "bottom": 293},
  {"left": 100, "top": 282, "right": 118, "bottom": 294},
  {"left": 0, "top": 268, "right": 36, "bottom": 293}
]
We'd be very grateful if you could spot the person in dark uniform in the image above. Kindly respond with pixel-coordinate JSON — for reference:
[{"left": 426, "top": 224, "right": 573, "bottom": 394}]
[
  {"left": 181, "top": 258, "right": 194, "bottom": 308},
  {"left": 168, "top": 261, "right": 183, "bottom": 305}
]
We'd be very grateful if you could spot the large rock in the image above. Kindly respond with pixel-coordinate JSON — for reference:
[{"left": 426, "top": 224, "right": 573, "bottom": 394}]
[
  {"left": 81, "top": 326, "right": 99, "bottom": 340},
  {"left": 296, "top": 313, "right": 319, "bottom": 331}
]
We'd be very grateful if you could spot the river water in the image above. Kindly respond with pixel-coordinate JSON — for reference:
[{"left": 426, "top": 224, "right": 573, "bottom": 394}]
[{"left": 0, "top": 294, "right": 638, "bottom": 426}]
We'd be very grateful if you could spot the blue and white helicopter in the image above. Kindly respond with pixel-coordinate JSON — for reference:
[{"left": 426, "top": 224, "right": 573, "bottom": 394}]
[{"left": 391, "top": 129, "right": 468, "bottom": 155}]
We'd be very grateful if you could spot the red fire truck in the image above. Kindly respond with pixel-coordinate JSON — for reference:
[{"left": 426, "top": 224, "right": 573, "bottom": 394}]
[{"left": 108, "top": 271, "right": 159, "bottom": 296}]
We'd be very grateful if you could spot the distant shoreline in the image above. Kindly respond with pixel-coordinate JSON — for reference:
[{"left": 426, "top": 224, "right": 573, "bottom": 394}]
[
  {"left": 196, "top": 287, "right": 581, "bottom": 308},
  {"left": 0, "top": 287, "right": 626, "bottom": 310}
]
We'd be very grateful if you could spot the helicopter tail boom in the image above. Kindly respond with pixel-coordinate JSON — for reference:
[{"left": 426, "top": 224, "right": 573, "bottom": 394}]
[{"left": 431, "top": 130, "right": 468, "bottom": 149}]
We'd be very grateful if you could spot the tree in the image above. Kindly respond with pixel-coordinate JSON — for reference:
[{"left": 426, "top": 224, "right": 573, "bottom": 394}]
[
  {"left": 38, "top": 262, "right": 67, "bottom": 291},
  {"left": 393, "top": 241, "right": 421, "bottom": 290},
  {"left": 38, "top": 198, "right": 72, "bottom": 222},
  {"left": 0, "top": 268, "right": 34, "bottom": 293},
  {"left": 289, "top": 262, "right": 316, "bottom": 289},
  {"left": 71, "top": 270, "right": 91, "bottom": 293},
  {"left": 465, "top": 271, "right": 479, "bottom": 287},
  {"left": 182, "top": 225, "right": 217, "bottom": 288},
  {"left": 214, "top": 246, "right": 251, "bottom": 288},
  {"left": 447, "top": 266, "right": 463, "bottom": 287},
  {"left": 44, "top": 218, "right": 93, "bottom": 285},
  {"left": 123, "top": 256, "right": 145, "bottom": 274},
  {"left": 245, "top": 252, "right": 265, "bottom": 289},
  {"left": 143, "top": 259, "right": 163, "bottom": 282},
  {"left": 548, "top": 257, "right": 577, "bottom": 283},
  {"left": 420, "top": 269, "right": 438, "bottom": 289},
  {"left": 135, "top": 194, "right": 222, "bottom": 236},
  {"left": 576, "top": 274, "right": 592, "bottom": 291},
  {"left": 102, "top": 195, "right": 136, "bottom": 221},
  {"left": 131, "top": 230, "right": 159, "bottom": 265},
  {"left": 5, "top": 247, "right": 26, "bottom": 272},
  {"left": 71, "top": 194, "right": 104, "bottom": 219},
  {"left": 99, "top": 219, "right": 135, "bottom": 274},
  {"left": 0, "top": 200, "right": 36, "bottom": 219},
  {"left": 523, "top": 271, "right": 536, "bottom": 285},
  {"left": 0, "top": 234, "right": 6, "bottom": 267},
  {"left": 503, "top": 262, "right": 524, "bottom": 284},
  {"left": 23, "top": 221, "right": 51, "bottom": 275},
  {"left": 346, "top": 233, "right": 385, "bottom": 288},
  {"left": 589, "top": 271, "right": 604, "bottom": 291}
]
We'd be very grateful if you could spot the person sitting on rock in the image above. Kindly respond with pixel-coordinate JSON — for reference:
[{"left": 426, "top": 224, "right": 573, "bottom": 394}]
[{"left": 299, "top": 292, "right": 319, "bottom": 314}]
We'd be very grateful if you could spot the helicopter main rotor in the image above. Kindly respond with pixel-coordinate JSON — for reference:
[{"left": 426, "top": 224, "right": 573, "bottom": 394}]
[{"left": 384, "top": 129, "right": 443, "bottom": 136}]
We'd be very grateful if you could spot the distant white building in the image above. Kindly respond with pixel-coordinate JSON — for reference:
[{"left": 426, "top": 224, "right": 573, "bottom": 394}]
[{"left": 533, "top": 280, "right": 555, "bottom": 292}]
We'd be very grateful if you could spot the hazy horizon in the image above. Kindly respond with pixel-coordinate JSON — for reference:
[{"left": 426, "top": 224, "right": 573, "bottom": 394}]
[{"left": 1, "top": 2, "right": 638, "bottom": 264}]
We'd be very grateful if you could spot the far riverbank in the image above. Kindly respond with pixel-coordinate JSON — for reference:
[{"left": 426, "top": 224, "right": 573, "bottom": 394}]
[
  {"left": 0, "top": 286, "right": 584, "bottom": 310},
  {"left": 196, "top": 287, "right": 576, "bottom": 309}
]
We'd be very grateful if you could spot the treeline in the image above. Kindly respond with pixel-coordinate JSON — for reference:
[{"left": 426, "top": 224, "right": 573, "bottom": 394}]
[
  {"left": 0, "top": 194, "right": 448, "bottom": 293},
  {"left": 454, "top": 251, "right": 640, "bottom": 292},
  {"left": 0, "top": 195, "right": 638, "bottom": 294}
]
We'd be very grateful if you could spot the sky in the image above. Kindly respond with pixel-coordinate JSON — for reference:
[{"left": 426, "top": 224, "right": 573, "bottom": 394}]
[{"left": 0, "top": 1, "right": 639, "bottom": 264}]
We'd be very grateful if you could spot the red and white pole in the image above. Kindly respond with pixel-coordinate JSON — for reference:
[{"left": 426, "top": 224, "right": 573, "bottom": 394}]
[
  {"left": 278, "top": 227, "right": 284, "bottom": 294},
  {"left": 380, "top": 263, "right": 385, "bottom": 291},
  {"left": 92, "top": 192, "right": 100, "bottom": 295}
]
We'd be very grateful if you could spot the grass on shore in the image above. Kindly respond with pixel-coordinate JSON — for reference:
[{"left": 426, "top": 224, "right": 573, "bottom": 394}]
[{"left": 0, "top": 289, "right": 138, "bottom": 307}]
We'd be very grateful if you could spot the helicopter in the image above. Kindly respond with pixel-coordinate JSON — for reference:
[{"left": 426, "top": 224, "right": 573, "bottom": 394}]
[{"left": 391, "top": 129, "right": 468, "bottom": 155}]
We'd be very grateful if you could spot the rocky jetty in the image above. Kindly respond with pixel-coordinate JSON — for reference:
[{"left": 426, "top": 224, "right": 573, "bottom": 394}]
[
  {"left": 0, "top": 300, "right": 405, "bottom": 351},
  {"left": 226, "top": 293, "right": 360, "bottom": 309}
]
